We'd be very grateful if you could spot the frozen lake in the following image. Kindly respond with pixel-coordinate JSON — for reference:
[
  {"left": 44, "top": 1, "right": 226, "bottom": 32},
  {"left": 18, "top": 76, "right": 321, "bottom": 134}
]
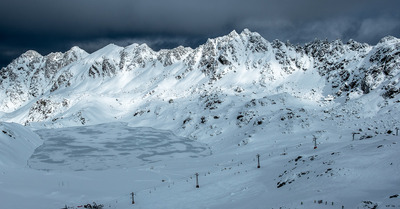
[{"left": 28, "top": 122, "right": 210, "bottom": 171}]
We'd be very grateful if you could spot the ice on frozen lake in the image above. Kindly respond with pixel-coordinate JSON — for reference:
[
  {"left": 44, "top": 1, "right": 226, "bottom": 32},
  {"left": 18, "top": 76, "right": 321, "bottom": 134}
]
[{"left": 28, "top": 122, "right": 210, "bottom": 171}]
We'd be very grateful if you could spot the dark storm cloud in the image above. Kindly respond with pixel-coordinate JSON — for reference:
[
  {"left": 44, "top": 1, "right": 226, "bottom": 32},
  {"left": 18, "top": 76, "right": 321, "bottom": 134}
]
[{"left": 1, "top": 0, "right": 400, "bottom": 67}]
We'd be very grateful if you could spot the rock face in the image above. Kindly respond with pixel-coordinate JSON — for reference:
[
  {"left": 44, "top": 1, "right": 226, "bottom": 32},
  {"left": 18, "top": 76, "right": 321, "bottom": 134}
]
[
  {"left": 0, "top": 47, "right": 88, "bottom": 111},
  {"left": 0, "top": 29, "right": 399, "bottom": 136}
]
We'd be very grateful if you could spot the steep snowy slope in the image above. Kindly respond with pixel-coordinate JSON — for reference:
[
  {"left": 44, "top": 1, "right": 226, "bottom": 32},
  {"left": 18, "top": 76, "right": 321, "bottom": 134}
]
[{"left": 0, "top": 122, "right": 42, "bottom": 168}]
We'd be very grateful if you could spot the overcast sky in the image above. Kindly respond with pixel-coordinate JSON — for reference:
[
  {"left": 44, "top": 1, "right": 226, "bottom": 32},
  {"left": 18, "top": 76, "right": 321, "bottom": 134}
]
[{"left": 1, "top": 0, "right": 399, "bottom": 68}]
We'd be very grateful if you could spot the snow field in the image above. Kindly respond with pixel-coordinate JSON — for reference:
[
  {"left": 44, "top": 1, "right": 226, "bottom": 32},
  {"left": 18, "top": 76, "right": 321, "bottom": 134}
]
[{"left": 2, "top": 120, "right": 399, "bottom": 209}]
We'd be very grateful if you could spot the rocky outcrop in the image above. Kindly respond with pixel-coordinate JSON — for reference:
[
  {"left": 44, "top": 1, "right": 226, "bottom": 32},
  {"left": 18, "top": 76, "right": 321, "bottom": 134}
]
[{"left": 0, "top": 47, "right": 88, "bottom": 112}]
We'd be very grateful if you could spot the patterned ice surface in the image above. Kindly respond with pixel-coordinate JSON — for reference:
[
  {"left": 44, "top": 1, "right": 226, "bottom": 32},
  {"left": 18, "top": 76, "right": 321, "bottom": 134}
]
[{"left": 28, "top": 122, "right": 210, "bottom": 171}]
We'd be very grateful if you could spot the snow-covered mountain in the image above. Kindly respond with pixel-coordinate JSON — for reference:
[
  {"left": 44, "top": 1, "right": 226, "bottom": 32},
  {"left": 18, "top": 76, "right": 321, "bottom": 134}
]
[
  {"left": 1, "top": 29, "right": 400, "bottom": 143},
  {"left": 0, "top": 29, "right": 399, "bottom": 209},
  {"left": 1, "top": 30, "right": 399, "bottom": 128}
]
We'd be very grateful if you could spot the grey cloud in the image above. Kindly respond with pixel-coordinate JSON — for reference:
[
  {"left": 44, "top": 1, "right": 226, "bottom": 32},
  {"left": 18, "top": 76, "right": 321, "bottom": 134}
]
[
  {"left": 357, "top": 17, "right": 400, "bottom": 43},
  {"left": 1, "top": 0, "right": 400, "bottom": 67},
  {"left": 2, "top": 0, "right": 394, "bottom": 36}
]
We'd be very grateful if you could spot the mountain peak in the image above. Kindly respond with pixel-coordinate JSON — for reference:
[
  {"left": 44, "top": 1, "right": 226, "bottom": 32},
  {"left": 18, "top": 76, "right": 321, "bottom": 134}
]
[
  {"left": 227, "top": 30, "right": 240, "bottom": 38},
  {"left": 125, "top": 43, "right": 140, "bottom": 51},
  {"left": 87, "top": 43, "right": 124, "bottom": 61},
  {"left": 68, "top": 46, "right": 87, "bottom": 54},
  {"left": 378, "top": 35, "right": 399, "bottom": 44},
  {"left": 103, "top": 43, "right": 123, "bottom": 50},
  {"left": 21, "top": 50, "right": 42, "bottom": 59},
  {"left": 138, "top": 43, "right": 154, "bottom": 52},
  {"left": 240, "top": 28, "right": 252, "bottom": 36}
]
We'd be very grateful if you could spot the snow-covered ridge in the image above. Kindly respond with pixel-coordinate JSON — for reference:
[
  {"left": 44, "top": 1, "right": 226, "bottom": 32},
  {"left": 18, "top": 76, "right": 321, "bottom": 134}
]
[
  {"left": 0, "top": 46, "right": 88, "bottom": 111},
  {"left": 0, "top": 29, "right": 399, "bottom": 134}
]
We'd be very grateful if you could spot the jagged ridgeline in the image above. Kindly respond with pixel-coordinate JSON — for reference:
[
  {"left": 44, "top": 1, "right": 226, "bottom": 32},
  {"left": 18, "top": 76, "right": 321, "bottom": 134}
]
[{"left": 0, "top": 29, "right": 399, "bottom": 128}]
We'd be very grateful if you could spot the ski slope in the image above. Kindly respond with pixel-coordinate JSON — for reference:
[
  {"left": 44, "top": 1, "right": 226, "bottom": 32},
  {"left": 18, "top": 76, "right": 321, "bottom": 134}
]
[{"left": 1, "top": 116, "right": 399, "bottom": 209}]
